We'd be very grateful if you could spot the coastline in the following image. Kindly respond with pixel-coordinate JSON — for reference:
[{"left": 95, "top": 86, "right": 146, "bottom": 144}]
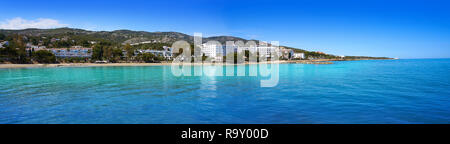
[
  {"left": 0, "top": 63, "right": 172, "bottom": 69},
  {"left": 0, "top": 59, "right": 394, "bottom": 69}
]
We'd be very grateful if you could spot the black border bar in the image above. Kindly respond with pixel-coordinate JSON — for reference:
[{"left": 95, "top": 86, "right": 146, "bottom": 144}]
[{"left": 1, "top": 124, "right": 448, "bottom": 143}]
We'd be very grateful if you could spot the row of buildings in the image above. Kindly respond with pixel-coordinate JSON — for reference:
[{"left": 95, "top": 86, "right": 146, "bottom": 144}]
[
  {"left": 26, "top": 46, "right": 93, "bottom": 58},
  {"left": 25, "top": 44, "right": 174, "bottom": 59},
  {"left": 133, "top": 44, "right": 305, "bottom": 61},
  {"left": 200, "top": 44, "right": 305, "bottom": 61},
  {"left": 48, "top": 46, "right": 93, "bottom": 58},
  {"left": 23, "top": 43, "right": 305, "bottom": 61},
  {"left": 135, "top": 46, "right": 174, "bottom": 59}
]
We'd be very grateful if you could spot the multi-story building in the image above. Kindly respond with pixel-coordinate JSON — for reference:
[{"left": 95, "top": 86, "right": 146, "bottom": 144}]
[
  {"left": 48, "top": 47, "right": 92, "bottom": 58},
  {"left": 292, "top": 53, "right": 305, "bottom": 59},
  {"left": 26, "top": 46, "right": 92, "bottom": 58},
  {"left": 136, "top": 46, "right": 173, "bottom": 59},
  {"left": 200, "top": 43, "right": 280, "bottom": 61},
  {"left": 26, "top": 43, "right": 47, "bottom": 51},
  {"left": 201, "top": 44, "right": 226, "bottom": 61}
]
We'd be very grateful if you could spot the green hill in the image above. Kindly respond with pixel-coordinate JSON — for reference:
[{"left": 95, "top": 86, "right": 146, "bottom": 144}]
[{"left": 0, "top": 27, "right": 390, "bottom": 60}]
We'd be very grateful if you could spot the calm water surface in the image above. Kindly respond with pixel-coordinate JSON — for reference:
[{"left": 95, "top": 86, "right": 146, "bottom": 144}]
[{"left": 1, "top": 59, "right": 450, "bottom": 123}]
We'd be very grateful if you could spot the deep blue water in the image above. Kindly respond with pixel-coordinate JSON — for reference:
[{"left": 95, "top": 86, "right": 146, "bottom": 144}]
[{"left": 1, "top": 59, "right": 450, "bottom": 124}]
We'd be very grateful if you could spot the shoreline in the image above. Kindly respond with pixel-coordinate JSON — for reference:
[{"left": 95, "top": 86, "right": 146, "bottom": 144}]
[{"left": 0, "top": 59, "right": 394, "bottom": 69}]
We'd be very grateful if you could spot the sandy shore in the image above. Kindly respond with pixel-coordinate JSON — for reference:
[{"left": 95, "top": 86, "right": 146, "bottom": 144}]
[
  {"left": 0, "top": 63, "right": 172, "bottom": 69},
  {"left": 0, "top": 59, "right": 393, "bottom": 69},
  {"left": 0, "top": 61, "right": 286, "bottom": 69}
]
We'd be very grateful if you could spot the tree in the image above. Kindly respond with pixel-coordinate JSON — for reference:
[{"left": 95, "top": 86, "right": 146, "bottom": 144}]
[
  {"left": 81, "top": 40, "right": 90, "bottom": 47},
  {"left": 202, "top": 53, "right": 208, "bottom": 61},
  {"left": 124, "top": 43, "right": 134, "bottom": 61},
  {"left": 155, "top": 55, "right": 165, "bottom": 62},
  {"left": 31, "top": 50, "right": 56, "bottom": 63},
  {"left": 0, "top": 34, "right": 30, "bottom": 64},
  {"left": 102, "top": 46, "right": 112, "bottom": 60},
  {"left": 0, "top": 46, "right": 18, "bottom": 62},
  {"left": 92, "top": 44, "right": 104, "bottom": 60},
  {"left": 111, "top": 48, "right": 123, "bottom": 62},
  {"left": 138, "top": 53, "right": 156, "bottom": 63},
  {"left": 0, "top": 33, "right": 5, "bottom": 40}
]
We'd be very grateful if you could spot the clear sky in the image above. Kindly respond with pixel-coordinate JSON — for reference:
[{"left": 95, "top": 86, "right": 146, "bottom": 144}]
[{"left": 1, "top": 0, "right": 449, "bottom": 58}]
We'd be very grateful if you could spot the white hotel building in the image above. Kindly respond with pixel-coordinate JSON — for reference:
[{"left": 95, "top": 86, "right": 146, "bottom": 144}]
[
  {"left": 200, "top": 44, "right": 225, "bottom": 61},
  {"left": 201, "top": 43, "right": 279, "bottom": 61}
]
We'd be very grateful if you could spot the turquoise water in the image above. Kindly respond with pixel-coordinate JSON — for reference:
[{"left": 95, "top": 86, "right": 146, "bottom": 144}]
[{"left": 1, "top": 59, "right": 450, "bottom": 124}]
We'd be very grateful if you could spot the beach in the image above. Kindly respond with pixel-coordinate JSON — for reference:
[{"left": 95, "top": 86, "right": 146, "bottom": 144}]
[
  {"left": 0, "top": 59, "right": 394, "bottom": 69},
  {"left": 0, "top": 63, "right": 171, "bottom": 69}
]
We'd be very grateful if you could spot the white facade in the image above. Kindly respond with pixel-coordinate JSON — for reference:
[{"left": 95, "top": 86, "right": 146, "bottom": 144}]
[
  {"left": 201, "top": 44, "right": 217, "bottom": 58},
  {"left": 49, "top": 48, "right": 92, "bottom": 58},
  {"left": 136, "top": 46, "right": 173, "bottom": 59},
  {"left": 293, "top": 53, "right": 305, "bottom": 59},
  {"left": 201, "top": 44, "right": 225, "bottom": 61},
  {"left": 200, "top": 43, "right": 279, "bottom": 61},
  {"left": 257, "top": 47, "right": 278, "bottom": 58}
]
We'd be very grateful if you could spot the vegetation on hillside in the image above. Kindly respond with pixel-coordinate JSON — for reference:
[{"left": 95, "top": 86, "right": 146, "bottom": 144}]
[
  {"left": 31, "top": 50, "right": 56, "bottom": 63},
  {"left": 0, "top": 28, "right": 392, "bottom": 64},
  {"left": 0, "top": 34, "right": 29, "bottom": 63}
]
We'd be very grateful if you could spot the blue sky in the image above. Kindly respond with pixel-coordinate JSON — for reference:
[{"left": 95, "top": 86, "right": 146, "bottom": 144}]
[{"left": 1, "top": 0, "right": 449, "bottom": 58}]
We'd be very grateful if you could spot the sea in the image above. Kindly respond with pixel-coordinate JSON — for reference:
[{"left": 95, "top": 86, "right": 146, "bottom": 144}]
[{"left": 1, "top": 59, "right": 449, "bottom": 124}]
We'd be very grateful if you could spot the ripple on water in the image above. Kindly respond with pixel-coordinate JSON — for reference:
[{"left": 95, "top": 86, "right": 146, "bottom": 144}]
[{"left": 1, "top": 59, "right": 450, "bottom": 123}]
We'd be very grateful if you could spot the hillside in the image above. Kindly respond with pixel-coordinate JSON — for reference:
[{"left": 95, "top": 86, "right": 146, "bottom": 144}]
[
  {"left": 0, "top": 28, "right": 251, "bottom": 45},
  {"left": 0, "top": 27, "right": 390, "bottom": 60}
]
